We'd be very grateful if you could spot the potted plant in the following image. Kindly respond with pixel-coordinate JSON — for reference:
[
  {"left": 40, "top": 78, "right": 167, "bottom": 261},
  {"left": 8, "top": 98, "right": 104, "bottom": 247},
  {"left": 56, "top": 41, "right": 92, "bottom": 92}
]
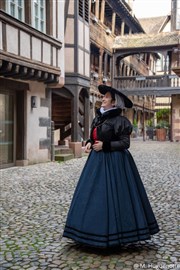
[
  {"left": 132, "top": 119, "right": 138, "bottom": 138},
  {"left": 146, "top": 119, "right": 154, "bottom": 140},
  {"left": 155, "top": 120, "right": 169, "bottom": 141},
  {"left": 156, "top": 108, "right": 170, "bottom": 123}
]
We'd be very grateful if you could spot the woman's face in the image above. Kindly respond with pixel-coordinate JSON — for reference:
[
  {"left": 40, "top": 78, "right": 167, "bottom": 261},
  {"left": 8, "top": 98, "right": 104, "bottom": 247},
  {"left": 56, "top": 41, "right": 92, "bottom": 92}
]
[{"left": 101, "top": 92, "right": 115, "bottom": 110}]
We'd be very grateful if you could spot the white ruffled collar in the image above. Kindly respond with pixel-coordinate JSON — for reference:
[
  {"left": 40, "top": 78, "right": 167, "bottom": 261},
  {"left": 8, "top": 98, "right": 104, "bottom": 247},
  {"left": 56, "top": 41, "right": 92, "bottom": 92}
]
[{"left": 100, "top": 107, "right": 117, "bottom": 114}]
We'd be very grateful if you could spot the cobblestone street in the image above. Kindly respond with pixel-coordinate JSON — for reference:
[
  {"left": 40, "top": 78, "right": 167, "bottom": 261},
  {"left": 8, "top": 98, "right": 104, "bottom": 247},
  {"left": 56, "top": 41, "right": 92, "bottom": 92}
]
[{"left": 0, "top": 141, "right": 180, "bottom": 270}]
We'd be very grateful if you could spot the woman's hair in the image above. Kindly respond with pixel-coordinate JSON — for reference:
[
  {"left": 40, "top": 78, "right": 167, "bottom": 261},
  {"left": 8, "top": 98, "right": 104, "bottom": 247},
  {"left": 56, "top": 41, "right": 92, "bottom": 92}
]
[
  {"left": 110, "top": 92, "right": 125, "bottom": 108},
  {"left": 114, "top": 94, "right": 125, "bottom": 108},
  {"left": 110, "top": 92, "right": 115, "bottom": 101}
]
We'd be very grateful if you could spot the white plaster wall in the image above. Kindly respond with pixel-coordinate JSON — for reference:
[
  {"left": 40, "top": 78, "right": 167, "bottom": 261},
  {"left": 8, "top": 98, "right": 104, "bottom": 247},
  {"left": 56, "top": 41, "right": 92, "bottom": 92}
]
[
  {"left": 65, "top": 19, "right": 74, "bottom": 44},
  {"left": 78, "top": 21, "right": 84, "bottom": 47},
  {"left": 85, "top": 52, "right": 90, "bottom": 77},
  {"left": 58, "top": 0, "right": 64, "bottom": 42},
  {"left": 77, "top": 20, "right": 90, "bottom": 77},
  {"left": 43, "top": 41, "right": 51, "bottom": 64},
  {"left": 57, "top": 49, "right": 61, "bottom": 71},
  {"left": 6, "top": 25, "right": 18, "bottom": 54},
  {"left": 0, "top": 22, "right": 2, "bottom": 50},
  {"left": 26, "top": 81, "right": 49, "bottom": 164},
  {"left": 32, "top": 37, "right": 41, "bottom": 62},
  {"left": 53, "top": 47, "right": 57, "bottom": 67},
  {"left": 52, "top": 0, "right": 56, "bottom": 38},
  {"left": 67, "top": 0, "right": 74, "bottom": 14},
  {"left": 78, "top": 48, "right": 84, "bottom": 75},
  {"left": 20, "top": 31, "right": 31, "bottom": 58},
  {"left": 84, "top": 24, "right": 90, "bottom": 51},
  {"left": 65, "top": 48, "right": 74, "bottom": 72}
]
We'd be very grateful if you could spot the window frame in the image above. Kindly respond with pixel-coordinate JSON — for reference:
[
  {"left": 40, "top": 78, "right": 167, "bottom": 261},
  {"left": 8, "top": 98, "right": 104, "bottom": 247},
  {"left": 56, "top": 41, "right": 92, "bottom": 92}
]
[
  {"left": 78, "top": 0, "right": 89, "bottom": 23},
  {"left": 6, "top": 0, "right": 25, "bottom": 21},
  {"left": 176, "top": 0, "right": 180, "bottom": 29},
  {"left": 31, "top": 0, "right": 46, "bottom": 33}
]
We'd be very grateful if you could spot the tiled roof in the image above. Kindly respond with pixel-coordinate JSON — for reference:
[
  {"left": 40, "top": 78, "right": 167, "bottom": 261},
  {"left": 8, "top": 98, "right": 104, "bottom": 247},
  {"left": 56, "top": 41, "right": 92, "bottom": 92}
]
[
  {"left": 113, "top": 31, "right": 180, "bottom": 49},
  {"left": 139, "top": 16, "right": 170, "bottom": 34}
]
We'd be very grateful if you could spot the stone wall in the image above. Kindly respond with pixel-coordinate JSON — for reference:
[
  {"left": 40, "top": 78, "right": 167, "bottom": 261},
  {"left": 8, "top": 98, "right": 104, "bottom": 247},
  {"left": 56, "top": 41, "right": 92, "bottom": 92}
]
[{"left": 172, "top": 94, "right": 180, "bottom": 142}]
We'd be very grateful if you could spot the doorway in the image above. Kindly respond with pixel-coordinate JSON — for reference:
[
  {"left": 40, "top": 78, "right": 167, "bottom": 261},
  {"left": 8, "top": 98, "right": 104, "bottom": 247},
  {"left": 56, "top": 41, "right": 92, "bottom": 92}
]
[{"left": 0, "top": 91, "right": 15, "bottom": 168}]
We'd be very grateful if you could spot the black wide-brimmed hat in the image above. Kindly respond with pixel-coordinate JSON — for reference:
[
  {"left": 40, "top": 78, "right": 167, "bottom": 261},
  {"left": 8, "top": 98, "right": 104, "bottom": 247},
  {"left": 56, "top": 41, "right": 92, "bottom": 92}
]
[{"left": 98, "top": 85, "right": 133, "bottom": 108}]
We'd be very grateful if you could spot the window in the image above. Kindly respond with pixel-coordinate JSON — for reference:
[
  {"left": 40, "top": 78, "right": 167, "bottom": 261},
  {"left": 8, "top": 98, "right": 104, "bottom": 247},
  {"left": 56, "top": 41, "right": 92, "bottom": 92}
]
[
  {"left": 6, "top": 0, "right": 24, "bottom": 21},
  {"left": 176, "top": 0, "right": 180, "bottom": 29},
  {"left": 91, "top": 0, "right": 95, "bottom": 14},
  {"left": 79, "top": 0, "right": 89, "bottom": 23},
  {"left": 32, "top": 0, "right": 46, "bottom": 32},
  {"left": 0, "top": 92, "right": 15, "bottom": 167}
]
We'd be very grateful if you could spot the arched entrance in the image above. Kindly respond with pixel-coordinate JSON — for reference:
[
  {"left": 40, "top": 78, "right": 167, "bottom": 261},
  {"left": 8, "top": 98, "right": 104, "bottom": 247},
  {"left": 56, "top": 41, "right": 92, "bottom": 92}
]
[
  {"left": 52, "top": 86, "right": 90, "bottom": 146},
  {"left": 52, "top": 88, "right": 73, "bottom": 145},
  {"left": 112, "top": 31, "right": 180, "bottom": 141},
  {"left": 79, "top": 88, "right": 90, "bottom": 141}
]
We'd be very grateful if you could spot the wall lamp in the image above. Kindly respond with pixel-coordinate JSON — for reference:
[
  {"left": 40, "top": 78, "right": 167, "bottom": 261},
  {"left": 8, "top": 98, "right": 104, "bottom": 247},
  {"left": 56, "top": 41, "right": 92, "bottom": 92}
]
[
  {"left": 92, "top": 16, "right": 98, "bottom": 24},
  {"left": 31, "top": 96, "right": 37, "bottom": 109},
  {"left": 106, "top": 28, "right": 111, "bottom": 35}
]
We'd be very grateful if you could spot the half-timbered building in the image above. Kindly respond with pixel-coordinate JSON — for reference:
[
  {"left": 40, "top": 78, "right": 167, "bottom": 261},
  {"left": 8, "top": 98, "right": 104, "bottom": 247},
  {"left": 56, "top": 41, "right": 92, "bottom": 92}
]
[
  {"left": 89, "top": 0, "right": 157, "bottom": 137},
  {"left": 0, "top": 0, "right": 64, "bottom": 168}
]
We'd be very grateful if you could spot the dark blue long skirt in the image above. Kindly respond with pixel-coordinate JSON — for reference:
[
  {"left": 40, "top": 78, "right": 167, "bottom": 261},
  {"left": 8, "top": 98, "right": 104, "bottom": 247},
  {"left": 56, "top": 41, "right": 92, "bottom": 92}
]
[{"left": 63, "top": 149, "right": 159, "bottom": 248}]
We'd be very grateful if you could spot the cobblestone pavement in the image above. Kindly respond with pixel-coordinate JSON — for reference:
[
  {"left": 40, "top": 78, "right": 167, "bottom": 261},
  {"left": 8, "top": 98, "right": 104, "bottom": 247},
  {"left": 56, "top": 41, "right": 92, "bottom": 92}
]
[{"left": 0, "top": 141, "right": 180, "bottom": 270}]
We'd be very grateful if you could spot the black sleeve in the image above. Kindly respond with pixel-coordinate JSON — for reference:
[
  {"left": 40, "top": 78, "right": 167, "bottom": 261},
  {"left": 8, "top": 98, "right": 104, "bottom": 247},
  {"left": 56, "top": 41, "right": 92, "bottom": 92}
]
[
  {"left": 102, "top": 117, "right": 132, "bottom": 152},
  {"left": 85, "top": 117, "right": 97, "bottom": 147},
  {"left": 85, "top": 139, "right": 93, "bottom": 146}
]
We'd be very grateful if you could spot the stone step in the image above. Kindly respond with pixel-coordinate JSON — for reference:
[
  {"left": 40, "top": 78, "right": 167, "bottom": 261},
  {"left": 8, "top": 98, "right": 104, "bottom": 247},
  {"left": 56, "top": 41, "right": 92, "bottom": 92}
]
[
  {"left": 55, "top": 147, "right": 73, "bottom": 155},
  {"left": 55, "top": 154, "right": 74, "bottom": 162}
]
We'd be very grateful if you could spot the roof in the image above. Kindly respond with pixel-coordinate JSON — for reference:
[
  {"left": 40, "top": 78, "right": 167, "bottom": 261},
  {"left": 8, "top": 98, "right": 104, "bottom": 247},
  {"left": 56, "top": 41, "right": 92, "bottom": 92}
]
[
  {"left": 139, "top": 16, "right": 170, "bottom": 34},
  {"left": 113, "top": 31, "right": 180, "bottom": 50},
  {"left": 106, "top": 0, "right": 145, "bottom": 33}
]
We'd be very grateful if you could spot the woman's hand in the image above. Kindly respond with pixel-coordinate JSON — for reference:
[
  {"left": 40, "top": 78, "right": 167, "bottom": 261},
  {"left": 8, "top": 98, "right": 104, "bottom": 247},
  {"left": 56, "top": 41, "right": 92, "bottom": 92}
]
[
  {"left": 85, "top": 142, "right": 92, "bottom": 153},
  {"left": 92, "top": 141, "right": 103, "bottom": 152}
]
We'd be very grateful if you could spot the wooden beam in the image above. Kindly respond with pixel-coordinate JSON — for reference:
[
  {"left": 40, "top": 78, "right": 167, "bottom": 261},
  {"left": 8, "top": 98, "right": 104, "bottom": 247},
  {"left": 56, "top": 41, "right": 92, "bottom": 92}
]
[
  {"left": 4, "top": 64, "right": 20, "bottom": 77},
  {"left": 0, "top": 61, "right": 13, "bottom": 75},
  {"left": 0, "top": 78, "right": 29, "bottom": 91}
]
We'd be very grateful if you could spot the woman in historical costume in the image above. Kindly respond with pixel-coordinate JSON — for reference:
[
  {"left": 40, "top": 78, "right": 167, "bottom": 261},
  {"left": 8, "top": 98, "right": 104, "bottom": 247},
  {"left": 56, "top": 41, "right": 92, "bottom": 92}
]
[{"left": 63, "top": 85, "right": 159, "bottom": 248}]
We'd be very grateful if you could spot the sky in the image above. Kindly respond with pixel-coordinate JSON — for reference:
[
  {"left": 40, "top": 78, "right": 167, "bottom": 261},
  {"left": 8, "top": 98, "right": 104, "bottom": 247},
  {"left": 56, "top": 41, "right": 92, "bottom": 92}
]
[{"left": 133, "top": 0, "right": 171, "bottom": 18}]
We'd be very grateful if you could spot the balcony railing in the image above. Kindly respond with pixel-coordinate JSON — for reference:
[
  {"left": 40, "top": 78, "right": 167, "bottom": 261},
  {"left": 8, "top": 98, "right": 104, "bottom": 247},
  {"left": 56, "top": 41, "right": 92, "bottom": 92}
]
[{"left": 114, "top": 75, "right": 180, "bottom": 94}]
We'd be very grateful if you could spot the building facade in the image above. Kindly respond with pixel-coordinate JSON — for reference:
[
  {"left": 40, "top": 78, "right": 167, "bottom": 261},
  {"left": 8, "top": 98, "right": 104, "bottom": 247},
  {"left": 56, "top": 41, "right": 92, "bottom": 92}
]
[
  {"left": 171, "top": 0, "right": 180, "bottom": 31},
  {"left": 89, "top": 0, "right": 156, "bottom": 136},
  {"left": 0, "top": 0, "right": 65, "bottom": 168},
  {"left": 171, "top": 0, "right": 180, "bottom": 142},
  {"left": 52, "top": 0, "right": 90, "bottom": 150},
  {"left": 138, "top": 1, "right": 180, "bottom": 141},
  {"left": 52, "top": 0, "right": 154, "bottom": 150},
  {"left": 1, "top": 0, "right": 179, "bottom": 169}
]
